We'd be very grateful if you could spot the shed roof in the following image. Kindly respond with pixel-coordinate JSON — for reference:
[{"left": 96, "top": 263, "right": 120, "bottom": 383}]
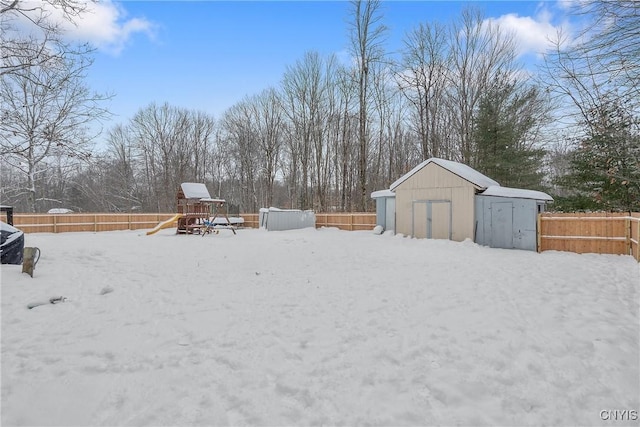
[
  {"left": 371, "top": 189, "right": 395, "bottom": 198},
  {"left": 390, "top": 158, "right": 499, "bottom": 191},
  {"left": 180, "top": 182, "right": 211, "bottom": 199},
  {"left": 481, "top": 186, "right": 553, "bottom": 202}
]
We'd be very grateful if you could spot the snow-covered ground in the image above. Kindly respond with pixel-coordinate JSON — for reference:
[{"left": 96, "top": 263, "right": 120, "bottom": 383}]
[{"left": 2, "top": 227, "right": 639, "bottom": 426}]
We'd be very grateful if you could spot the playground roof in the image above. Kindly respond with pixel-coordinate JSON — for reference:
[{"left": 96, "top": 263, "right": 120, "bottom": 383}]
[{"left": 180, "top": 183, "right": 211, "bottom": 199}]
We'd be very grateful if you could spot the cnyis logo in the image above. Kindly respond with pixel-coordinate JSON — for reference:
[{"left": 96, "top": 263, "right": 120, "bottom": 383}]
[{"left": 599, "top": 410, "right": 638, "bottom": 421}]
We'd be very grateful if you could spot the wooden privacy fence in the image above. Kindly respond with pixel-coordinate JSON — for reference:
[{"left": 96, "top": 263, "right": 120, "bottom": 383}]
[
  {"left": 4, "top": 213, "right": 178, "bottom": 234},
  {"left": 315, "top": 213, "right": 377, "bottom": 231},
  {"left": 538, "top": 212, "right": 640, "bottom": 260},
  {"left": 3, "top": 212, "right": 377, "bottom": 234},
  {"left": 240, "top": 213, "right": 259, "bottom": 229},
  {"left": 6, "top": 211, "right": 639, "bottom": 260}
]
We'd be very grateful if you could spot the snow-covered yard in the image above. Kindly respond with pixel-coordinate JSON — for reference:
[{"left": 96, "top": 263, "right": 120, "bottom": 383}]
[{"left": 2, "top": 227, "right": 639, "bottom": 426}]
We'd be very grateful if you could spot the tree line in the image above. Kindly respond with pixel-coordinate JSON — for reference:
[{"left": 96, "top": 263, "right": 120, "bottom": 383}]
[{"left": 1, "top": 1, "right": 638, "bottom": 214}]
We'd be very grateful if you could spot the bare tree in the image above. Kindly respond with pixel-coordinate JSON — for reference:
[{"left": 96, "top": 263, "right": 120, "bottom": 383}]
[
  {"left": 0, "top": 38, "right": 110, "bottom": 212},
  {"left": 332, "top": 66, "right": 359, "bottom": 211},
  {"left": 220, "top": 99, "right": 260, "bottom": 212},
  {"left": 447, "top": 7, "right": 518, "bottom": 163},
  {"left": 310, "top": 55, "right": 340, "bottom": 212},
  {"left": 251, "top": 87, "right": 285, "bottom": 208},
  {"left": 572, "top": 1, "right": 639, "bottom": 103},
  {"left": 326, "top": 64, "right": 357, "bottom": 211},
  {"left": 102, "top": 124, "right": 143, "bottom": 210},
  {"left": 541, "top": 0, "right": 639, "bottom": 134},
  {"left": 281, "top": 51, "right": 323, "bottom": 209},
  {"left": 396, "top": 21, "right": 450, "bottom": 160},
  {"left": 0, "top": 0, "right": 88, "bottom": 23},
  {"left": 348, "top": 0, "right": 387, "bottom": 211},
  {"left": 540, "top": 1, "right": 640, "bottom": 210},
  {"left": 188, "top": 110, "right": 216, "bottom": 184},
  {"left": 207, "top": 127, "right": 233, "bottom": 200},
  {"left": 369, "top": 63, "right": 398, "bottom": 192},
  {"left": 129, "top": 103, "right": 214, "bottom": 211},
  {"left": 1, "top": 0, "right": 91, "bottom": 77}
]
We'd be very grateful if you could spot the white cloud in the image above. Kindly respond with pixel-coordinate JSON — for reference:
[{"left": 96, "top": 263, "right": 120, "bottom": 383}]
[
  {"left": 554, "top": 0, "right": 592, "bottom": 12},
  {"left": 16, "top": 0, "right": 156, "bottom": 55},
  {"left": 66, "top": 1, "right": 156, "bottom": 54},
  {"left": 484, "top": 10, "right": 570, "bottom": 58},
  {"left": 555, "top": 0, "right": 577, "bottom": 11}
]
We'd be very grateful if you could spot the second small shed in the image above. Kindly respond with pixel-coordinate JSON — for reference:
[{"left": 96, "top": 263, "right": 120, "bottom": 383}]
[{"left": 371, "top": 189, "right": 396, "bottom": 233}]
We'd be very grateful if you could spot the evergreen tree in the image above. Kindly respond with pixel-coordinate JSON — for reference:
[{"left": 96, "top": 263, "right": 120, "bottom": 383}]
[
  {"left": 473, "top": 78, "right": 547, "bottom": 189},
  {"left": 556, "top": 100, "right": 640, "bottom": 212}
]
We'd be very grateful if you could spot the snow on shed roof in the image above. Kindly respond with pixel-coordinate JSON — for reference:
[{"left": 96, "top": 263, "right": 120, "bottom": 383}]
[
  {"left": 390, "top": 158, "right": 499, "bottom": 191},
  {"left": 481, "top": 186, "right": 553, "bottom": 202},
  {"left": 180, "top": 183, "right": 211, "bottom": 199},
  {"left": 371, "top": 189, "right": 395, "bottom": 198}
]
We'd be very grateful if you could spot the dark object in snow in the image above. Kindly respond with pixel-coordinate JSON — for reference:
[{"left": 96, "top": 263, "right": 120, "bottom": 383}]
[
  {"left": 22, "top": 246, "right": 40, "bottom": 277},
  {"left": 27, "top": 296, "right": 67, "bottom": 309},
  {"left": 100, "top": 286, "right": 114, "bottom": 295},
  {"left": 1, "top": 221, "right": 24, "bottom": 265}
]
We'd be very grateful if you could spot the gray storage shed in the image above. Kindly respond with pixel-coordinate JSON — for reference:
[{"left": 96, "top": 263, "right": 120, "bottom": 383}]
[
  {"left": 475, "top": 186, "right": 553, "bottom": 251},
  {"left": 371, "top": 189, "right": 395, "bottom": 233}
]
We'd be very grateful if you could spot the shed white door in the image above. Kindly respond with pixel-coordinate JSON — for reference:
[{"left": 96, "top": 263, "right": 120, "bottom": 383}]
[
  {"left": 412, "top": 201, "right": 428, "bottom": 238},
  {"left": 412, "top": 200, "right": 451, "bottom": 239},
  {"left": 429, "top": 201, "right": 451, "bottom": 239}
]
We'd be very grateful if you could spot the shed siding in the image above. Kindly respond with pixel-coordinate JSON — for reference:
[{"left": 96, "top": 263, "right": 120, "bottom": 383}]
[
  {"left": 373, "top": 196, "right": 396, "bottom": 232},
  {"left": 261, "top": 209, "right": 316, "bottom": 231},
  {"left": 400, "top": 162, "right": 478, "bottom": 190},
  {"left": 375, "top": 198, "right": 386, "bottom": 228},
  {"left": 395, "top": 163, "right": 477, "bottom": 241},
  {"left": 475, "top": 195, "right": 539, "bottom": 251}
]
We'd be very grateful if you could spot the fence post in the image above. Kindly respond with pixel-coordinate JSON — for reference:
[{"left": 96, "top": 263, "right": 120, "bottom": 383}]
[
  {"left": 625, "top": 216, "right": 631, "bottom": 255},
  {"left": 537, "top": 214, "right": 542, "bottom": 252},
  {"left": 637, "top": 217, "right": 640, "bottom": 261}
]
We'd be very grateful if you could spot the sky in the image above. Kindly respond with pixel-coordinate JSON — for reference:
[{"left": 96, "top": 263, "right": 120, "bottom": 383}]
[{"left": 23, "top": 1, "right": 581, "bottom": 148}]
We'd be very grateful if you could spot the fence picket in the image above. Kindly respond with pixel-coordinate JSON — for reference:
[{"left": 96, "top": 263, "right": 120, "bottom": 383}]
[
  {"left": 539, "top": 213, "right": 639, "bottom": 258},
  {"left": 8, "top": 212, "right": 378, "bottom": 234}
]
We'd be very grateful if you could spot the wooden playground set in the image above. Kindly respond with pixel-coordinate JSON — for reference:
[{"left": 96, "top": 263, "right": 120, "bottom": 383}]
[{"left": 146, "top": 183, "right": 238, "bottom": 236}]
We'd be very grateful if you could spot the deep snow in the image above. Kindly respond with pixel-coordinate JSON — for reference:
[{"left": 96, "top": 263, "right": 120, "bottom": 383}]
[{"left": 1, "top": 227, "right": 639, "bottom": 426}]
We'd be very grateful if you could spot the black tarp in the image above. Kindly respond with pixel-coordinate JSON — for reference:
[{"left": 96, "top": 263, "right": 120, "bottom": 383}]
[{"left": 1, "top": 221, "right": 24, "bottom": 264}]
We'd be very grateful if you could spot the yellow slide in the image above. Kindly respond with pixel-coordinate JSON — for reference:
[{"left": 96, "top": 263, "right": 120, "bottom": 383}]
[{"left": 146, "top": 214, "right": 182, "bottom": 235}]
